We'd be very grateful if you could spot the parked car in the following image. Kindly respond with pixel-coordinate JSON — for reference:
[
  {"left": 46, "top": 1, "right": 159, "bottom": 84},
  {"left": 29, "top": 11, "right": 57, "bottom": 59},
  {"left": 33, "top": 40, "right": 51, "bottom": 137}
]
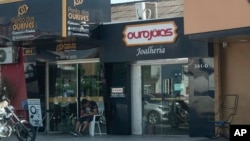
[{"left": 143, "top": 94, "right": 170, "bottom": 125}]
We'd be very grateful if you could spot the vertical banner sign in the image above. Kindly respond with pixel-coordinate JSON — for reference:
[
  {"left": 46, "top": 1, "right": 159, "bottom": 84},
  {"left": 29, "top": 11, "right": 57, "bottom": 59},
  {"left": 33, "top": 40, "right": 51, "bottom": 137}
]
[
  {"left": 62, "top": 0, "right": 90, "bottom": 37},
  {"left": 27, "top": 99, "right": 43, "bottom": 127}
]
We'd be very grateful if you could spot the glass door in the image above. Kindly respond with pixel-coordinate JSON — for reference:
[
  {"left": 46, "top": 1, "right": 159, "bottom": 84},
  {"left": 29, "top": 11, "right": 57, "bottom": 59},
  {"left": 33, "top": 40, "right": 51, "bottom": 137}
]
[
  {"left": 47, "top": 60, "right": 106, "bottom": 133},
  {"left": 142, "top": 65, "right": 166, "bottom": 135},
  {"left": 48, "top": 64, "right": 78, "bottom": 132},
  {"left": 142, "top": 64, "right": 189, "bottom": 135},
  {"left": 78, "top": 62, "right": 106, "bottom": 133}
]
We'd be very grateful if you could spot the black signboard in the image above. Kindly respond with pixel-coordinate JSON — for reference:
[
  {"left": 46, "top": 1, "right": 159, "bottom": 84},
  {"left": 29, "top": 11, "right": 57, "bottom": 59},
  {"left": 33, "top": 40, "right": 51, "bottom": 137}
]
[
  {"left": 100, "top": 18, "right": 213, "bottom": 62},
  {"left": 8, "top": 0, "right": 62, "bottom": 41},
  {"left": 0, "top": 0, "right": 111, "bottom": 41},
  {"left": 63, "top": 0, "right": 110, "bottom": 38},
  {"left": 64, "top": 0, "right": 90, "bottom": 37}
]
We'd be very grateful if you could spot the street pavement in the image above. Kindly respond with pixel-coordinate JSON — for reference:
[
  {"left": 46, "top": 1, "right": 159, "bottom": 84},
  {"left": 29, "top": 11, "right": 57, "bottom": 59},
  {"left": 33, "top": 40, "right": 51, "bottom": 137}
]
[{"left": 6, "top": 133, "right": 229, "bottom": 141}]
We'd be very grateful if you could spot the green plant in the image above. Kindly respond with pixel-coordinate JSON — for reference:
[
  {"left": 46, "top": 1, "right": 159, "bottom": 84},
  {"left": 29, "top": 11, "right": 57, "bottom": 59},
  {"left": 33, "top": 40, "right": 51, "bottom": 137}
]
[{"left": 81, "top": 76, "right": 100, "bottom": 96}]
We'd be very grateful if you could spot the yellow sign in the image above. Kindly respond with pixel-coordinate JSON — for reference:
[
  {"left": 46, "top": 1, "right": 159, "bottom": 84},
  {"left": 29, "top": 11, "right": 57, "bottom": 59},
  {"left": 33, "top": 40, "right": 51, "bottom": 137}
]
[
  {"left": 24, "top": 48, "right": 35, "bottom": 55},
  {"left": 56, "top": 43, "right": 76, "bottom": 52}
]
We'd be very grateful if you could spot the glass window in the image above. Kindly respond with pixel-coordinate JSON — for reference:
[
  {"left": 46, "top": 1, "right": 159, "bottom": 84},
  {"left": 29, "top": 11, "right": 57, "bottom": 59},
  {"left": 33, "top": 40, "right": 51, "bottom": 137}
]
[
  {"left": 48, "top": 62, "right": 106, "bottom": 133},
  {"left": 142, "top": 64, "right": 189, "bottom": 135}
]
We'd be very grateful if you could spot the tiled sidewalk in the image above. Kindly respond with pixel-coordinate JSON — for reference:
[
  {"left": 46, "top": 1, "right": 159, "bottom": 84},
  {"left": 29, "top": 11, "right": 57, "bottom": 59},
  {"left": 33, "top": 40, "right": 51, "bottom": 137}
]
[{"left": 8, "top": 133, "right": 228, "bottom": 141}]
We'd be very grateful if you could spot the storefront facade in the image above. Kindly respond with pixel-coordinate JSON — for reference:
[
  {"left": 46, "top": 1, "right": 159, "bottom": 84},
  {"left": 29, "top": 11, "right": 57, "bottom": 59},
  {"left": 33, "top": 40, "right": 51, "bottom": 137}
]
[
  {"left": 1, "top": 0, "right": 239, "bottom": 137},
  {"left": 0, "top": 0, "right": 110, "bottom": 133},
  {"left": 184, "top": 0, "right": 250, "bottom": 137},
  {"left": 100, "top": 17, "right": 215, "bottom": 136}
]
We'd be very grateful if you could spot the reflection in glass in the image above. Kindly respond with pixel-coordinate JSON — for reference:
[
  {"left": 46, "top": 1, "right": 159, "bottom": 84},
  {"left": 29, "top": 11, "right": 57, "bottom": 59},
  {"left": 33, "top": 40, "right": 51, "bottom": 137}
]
[
  {"left": 48, "top": 64, "right": 77, "bottom": 132},
  {"left": 48, "top": 62, "right": 106, "bottom": 133},
  {"left": 79, "top": 63, "right": 101, "bottom": 97},
  {"left": 142, "top": 64, "right": 189, "bottom": 135}
]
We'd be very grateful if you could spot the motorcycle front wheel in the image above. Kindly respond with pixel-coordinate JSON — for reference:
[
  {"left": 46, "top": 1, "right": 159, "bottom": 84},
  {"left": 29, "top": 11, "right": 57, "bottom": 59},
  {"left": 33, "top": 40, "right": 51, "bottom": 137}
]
[{"left": 15, "top": 121, "right": 36, "bottom": 141}]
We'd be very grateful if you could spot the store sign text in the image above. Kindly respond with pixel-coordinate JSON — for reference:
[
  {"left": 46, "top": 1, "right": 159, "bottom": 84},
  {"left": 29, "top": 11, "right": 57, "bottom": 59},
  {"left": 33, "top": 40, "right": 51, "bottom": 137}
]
[
  {"left": 123, "top": 21, "right": 178, "bottom": 46},
  {"left": 12, "top": 16, "right": 35, "bottom": 31},
  {"left": 67, "top": 7, "right": 89, "bottom": 21},
  {"left": 56, "top": 43, "right": 76, "bottom": 52},
  {"left": 11, "top": 4, "right": 36, "bottom": 40},
  {"left": 12, "top": 4, "right": 36, "bottom": 31},
  {"left": 136, "top": 45, "right": 165, "bottom": 56}
]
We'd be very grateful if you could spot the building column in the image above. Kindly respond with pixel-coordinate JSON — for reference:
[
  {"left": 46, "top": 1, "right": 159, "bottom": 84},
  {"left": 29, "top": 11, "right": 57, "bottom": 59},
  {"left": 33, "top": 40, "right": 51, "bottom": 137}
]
[{"left": 131, "top": 64, "right": 142, "bottom": 135}]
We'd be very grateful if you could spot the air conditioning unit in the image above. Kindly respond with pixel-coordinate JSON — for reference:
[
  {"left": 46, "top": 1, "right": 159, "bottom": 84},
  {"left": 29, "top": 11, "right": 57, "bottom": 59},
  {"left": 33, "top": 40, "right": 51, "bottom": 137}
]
[
  {"left": 135, "top": 2, "right": 158, "bottom": 20},
  {"left": 0, "top": 47, "right": 18, "bottom": 64}
]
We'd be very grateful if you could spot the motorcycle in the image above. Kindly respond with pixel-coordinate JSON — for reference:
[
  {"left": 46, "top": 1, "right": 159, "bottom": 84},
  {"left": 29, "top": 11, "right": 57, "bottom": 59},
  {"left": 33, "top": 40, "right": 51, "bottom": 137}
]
[
  {"left": 0, "top": 87, "right": 36, "bottom": 141},
  {"left": 168, "top": 97, "right": 189, "bottom": 128}
]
